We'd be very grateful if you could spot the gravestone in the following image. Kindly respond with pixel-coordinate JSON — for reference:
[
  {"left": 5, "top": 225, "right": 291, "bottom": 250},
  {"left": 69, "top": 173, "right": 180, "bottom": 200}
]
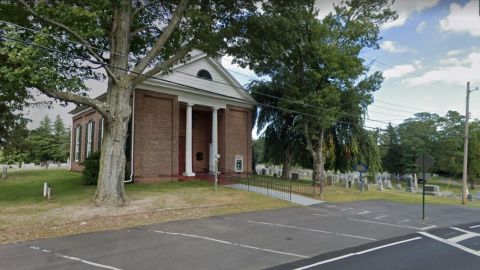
[
  {"left": 383, "top": 180, "right": 392, "bottom": 189},
  {"left": 423, "top": 185, "right": 441, "bottom": 196},
  {"left": 376, "top": 178, "right": 384, "bottom": 191},
  {"left": 261, "top": 168, "right": 266, "bottom": 175},
  {"left": 405, "top": 175, "right": 416, "bottom": 192},
  {"left": 327, "top": 175, "right": 335, "bottom": 185},
  {"left": 291, "top": 172, "right": 299, "bottom": 180}
]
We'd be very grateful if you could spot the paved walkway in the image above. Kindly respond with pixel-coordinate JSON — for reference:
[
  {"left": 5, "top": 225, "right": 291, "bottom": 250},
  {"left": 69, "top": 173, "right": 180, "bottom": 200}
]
[{"left": 227, "top": 184, "right": 324, "bottom": 206}]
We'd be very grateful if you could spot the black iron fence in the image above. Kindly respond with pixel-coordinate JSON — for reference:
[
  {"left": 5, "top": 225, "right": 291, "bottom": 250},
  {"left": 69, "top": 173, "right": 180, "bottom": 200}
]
[{"left": 193, "top": 166, "right": 319, "bottom": 201}]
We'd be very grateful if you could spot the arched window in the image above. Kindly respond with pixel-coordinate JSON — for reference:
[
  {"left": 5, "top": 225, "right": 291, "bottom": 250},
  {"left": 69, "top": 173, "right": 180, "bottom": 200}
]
[{"left": 197, "top": 69, "right": 212, "bottom": 80}]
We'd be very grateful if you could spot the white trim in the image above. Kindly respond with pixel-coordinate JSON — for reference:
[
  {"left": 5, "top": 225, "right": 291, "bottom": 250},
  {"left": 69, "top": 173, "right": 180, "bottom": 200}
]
[
  {"left": 74, "top": 125, "right": 81, "bottom": 162},
  {"left": 140, "top": 79, "right": 252, "bottom": 108},
  {"left": 234, "top": 155, "right": 244, "bottom": 172},
  {"left": 86, "top": 121, "right": 93, "bottom": 158}
]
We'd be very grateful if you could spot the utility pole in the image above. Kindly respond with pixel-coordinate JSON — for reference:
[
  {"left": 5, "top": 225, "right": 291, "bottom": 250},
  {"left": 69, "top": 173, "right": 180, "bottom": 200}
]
[{"left": 462, "top": 82, "right": 478, "bottom": 204}]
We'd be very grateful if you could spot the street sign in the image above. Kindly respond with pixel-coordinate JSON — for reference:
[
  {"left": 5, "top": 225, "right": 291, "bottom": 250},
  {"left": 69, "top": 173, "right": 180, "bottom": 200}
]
[
  {"left": 353, "top": 163, "right": 368, "bottom": 192},
  {"left": 415, "top": 154, "right": 435, "bottom": 172},
  {"left": 353, "top": 163, "right": 368, "bottom": 173},
  {"left": 416, "top": 153, "right": 435, "bottom": 220}
]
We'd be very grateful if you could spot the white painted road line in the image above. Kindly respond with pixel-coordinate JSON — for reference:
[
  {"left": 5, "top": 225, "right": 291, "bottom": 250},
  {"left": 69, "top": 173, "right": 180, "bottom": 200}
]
[
  {"left": 247, "top": 220, "right": 377, "bottom": 241},
  {"left": 347, "top": 218, "right": 437, "bottom": 231},
  {"left": 312, "top": 213, "right": 331, "bottom": 217},
  {"left": 469, "top": 224, "right": 480, "bottom": 229},
  {"left": 397, "top": 219, "right": 410, "bottom": 224},
  {"left": 356, "top": 211, "right": 370, "bottom": 215},
  {"left": 24, "top": 244, "right": 122, "bottom": 270},
  {"left": 419, "top": 232, "right": 480, "bottom": 257},
  {"left": 374, "top": 215, "right": 389, "bottom": 220},
  {"left": 449, "top": 227, "right": 480, "bottom": 243},
  {"left": 293, "top": 237, "right": 422, "bottom": 270},
  {"left": 326, "top": 205, "right": 337, "bottom": 208},
  {"left": 453, "top": 227, "right": 480, "bottom": 236},
  {"left": 150, "top": 230, "right": 308, "bottom": 259}
]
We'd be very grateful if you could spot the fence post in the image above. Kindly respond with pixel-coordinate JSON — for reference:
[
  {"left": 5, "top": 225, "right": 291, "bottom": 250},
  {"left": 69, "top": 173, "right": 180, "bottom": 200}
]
[{"left": 290, "top": 177, "right": 292, "bottom": 202}]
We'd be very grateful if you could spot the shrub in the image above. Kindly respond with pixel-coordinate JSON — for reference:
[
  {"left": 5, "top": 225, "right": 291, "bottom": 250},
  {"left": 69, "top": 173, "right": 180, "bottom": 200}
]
[{"left": 82, "top": 152, "right": 101, "bottom": 185}]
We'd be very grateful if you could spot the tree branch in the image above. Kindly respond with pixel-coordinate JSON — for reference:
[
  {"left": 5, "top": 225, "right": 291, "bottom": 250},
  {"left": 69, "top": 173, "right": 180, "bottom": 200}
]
[
  {"left": 36, "top": 86, "right": 109, "bottom": 118},
  {"left": 132, "top": 42, "right": 193, "bottom": 87},
  {"left": 130, "top": 0, "right": 189, "bottom": 79},
  {"left": 18, "top": 0, "right": 119, "bottom": 83},
  {"left": 303, "top": 121, "right": 316, "bottom": 157}
]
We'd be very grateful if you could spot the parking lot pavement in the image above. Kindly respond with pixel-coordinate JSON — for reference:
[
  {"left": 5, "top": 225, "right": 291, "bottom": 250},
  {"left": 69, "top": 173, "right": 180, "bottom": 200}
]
[
  {"left": 2, "top": 200, "right": 480, "bottom": 270},
  {"left": 271, "top": 222, "right": 480, "bottom": 270}
]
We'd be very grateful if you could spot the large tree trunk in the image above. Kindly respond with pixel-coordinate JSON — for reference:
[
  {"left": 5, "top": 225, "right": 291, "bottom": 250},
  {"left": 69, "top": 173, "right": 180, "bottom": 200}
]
[
  {"left": 304, "top": 122, "right": 326, "bottom": 198},
  {"left": 312, "top": 129, "right": 325, "bottom": 198},
  {"left": 94, "top": 83, "right": 132, "bottom": 206},
  {"left": 281, "top": 142, "right": 293, "bottom": 180},
  {"left": 93, "top": 0, "right": 132, "bottom": 207}
]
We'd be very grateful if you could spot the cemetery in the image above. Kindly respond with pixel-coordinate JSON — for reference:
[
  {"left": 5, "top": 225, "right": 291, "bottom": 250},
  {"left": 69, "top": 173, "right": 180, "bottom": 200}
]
[{"left": 253, "top": 163, "right": 478, "bottom": 201}]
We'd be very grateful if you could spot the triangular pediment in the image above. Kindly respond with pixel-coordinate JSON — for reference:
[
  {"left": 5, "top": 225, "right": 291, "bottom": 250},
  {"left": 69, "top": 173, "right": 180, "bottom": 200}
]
[{"left": 151, "top": 52, "right": 255, "bottom": 103}]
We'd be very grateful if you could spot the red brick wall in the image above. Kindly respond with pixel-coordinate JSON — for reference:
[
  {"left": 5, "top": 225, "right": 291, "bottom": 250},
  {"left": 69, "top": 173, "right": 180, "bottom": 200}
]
[
  {"left": 70, "top": 109, "right": 102, "bottom": 172},
  {"left": 134, "top": 90, "right": 179, "bottom": 182},
  {"left": 224, "top": 105, "right": 253, "bottom": 175},
  {"left": 69, "top": 92, "right": 253, "bottom": 182}
]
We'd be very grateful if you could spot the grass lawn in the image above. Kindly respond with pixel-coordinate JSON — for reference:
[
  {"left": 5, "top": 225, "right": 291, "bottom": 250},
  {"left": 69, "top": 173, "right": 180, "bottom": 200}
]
[
  {"left": 243, "top": 175, "right": 480, "bottom": 208},
  {"left": 0, "top": 169, "right": 291, "bottom": 244},
  {"left": 321, "top": 183, "right": 480, "bottom": 208},
  {"left": 2, "top": 170, "right": 479, "bottom": 244}
]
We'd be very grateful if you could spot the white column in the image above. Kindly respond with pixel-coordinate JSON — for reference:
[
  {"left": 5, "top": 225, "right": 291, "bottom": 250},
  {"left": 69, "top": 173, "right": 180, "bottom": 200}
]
[
  {"left": 210, "top": 107, "right": 219, "bottom": 172},
  {"left": 184, "top": 103, "right": 195, "bottom": 176}
]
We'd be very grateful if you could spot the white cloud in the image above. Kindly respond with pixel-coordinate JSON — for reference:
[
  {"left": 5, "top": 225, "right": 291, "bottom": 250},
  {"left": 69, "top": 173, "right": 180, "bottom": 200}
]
[
  {"left": 440, "top": 1, "right": 480, "bottom": 37},
  {"left": 403, "top": 50, "right": 480, "bottom": 86},
  {"left": 383, "top": 64, "right": 417, "bottom": 79},
  {"left": 382, "top": 0, "right": 440, "bottom": 29},
  {"left": 446, "top": 49, "right": 464, "bottom": 57},
  {"left": 380, "top": 40, "right": 416, "bottom": 53},
  {"left": 416, "top": 21, "right": 427, "bottom": 33},
  {"left": 314, "top": 0, "right": 342, "bottom": 19}
]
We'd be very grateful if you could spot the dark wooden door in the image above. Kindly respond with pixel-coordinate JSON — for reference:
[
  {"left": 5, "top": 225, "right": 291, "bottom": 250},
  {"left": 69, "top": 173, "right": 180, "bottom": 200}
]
[{"left": 178, "top": 136, "right": 185, "bottom": 175}]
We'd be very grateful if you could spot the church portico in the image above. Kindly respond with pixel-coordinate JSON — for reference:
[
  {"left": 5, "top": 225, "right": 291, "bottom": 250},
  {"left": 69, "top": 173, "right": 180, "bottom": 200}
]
[{"left": 70, "top": 50, "right": 253, "bottom": 183}]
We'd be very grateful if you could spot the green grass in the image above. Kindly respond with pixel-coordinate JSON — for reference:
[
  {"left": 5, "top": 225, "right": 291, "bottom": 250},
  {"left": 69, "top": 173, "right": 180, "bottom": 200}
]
[
  {"left": 0, "top": 169, "right": 96, "bottom": 207},
  {"left": 322, "top": 184, "right": 480, "bottom": 208}
]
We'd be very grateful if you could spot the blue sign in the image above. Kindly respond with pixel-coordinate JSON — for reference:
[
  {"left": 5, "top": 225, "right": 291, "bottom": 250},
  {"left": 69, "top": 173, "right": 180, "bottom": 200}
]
[{"left": 353, "top": 163, "right": 368, "bottom": 173}]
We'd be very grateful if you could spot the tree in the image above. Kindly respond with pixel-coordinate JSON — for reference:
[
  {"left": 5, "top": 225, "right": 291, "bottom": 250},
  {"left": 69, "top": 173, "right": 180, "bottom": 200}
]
[
  {"left": 231, "top": 0, "right": 396, "bottom": 197},
  {"left": 51, "top": 115, "right": 70, "bottom": 163},
  {"left": 1, "top": 0, "right": 256, "bottom": 206},
  {"left": 250, "top": 81, "right": 306, "bottom": 179},
  {"left": 25, "top": 115, "right": 57, "bottom": 167},
  {"left": 380, "top": 123, "right": 405, "bottom": 175}
]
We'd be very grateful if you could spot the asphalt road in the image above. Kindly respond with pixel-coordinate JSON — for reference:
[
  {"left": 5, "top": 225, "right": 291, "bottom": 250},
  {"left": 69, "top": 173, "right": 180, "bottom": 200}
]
[
  {"left": 271, "top": 222, "right": 480, "bottom": 270},
  {"left": 2, "top": 200, "right": 480, "bottom": 270}
]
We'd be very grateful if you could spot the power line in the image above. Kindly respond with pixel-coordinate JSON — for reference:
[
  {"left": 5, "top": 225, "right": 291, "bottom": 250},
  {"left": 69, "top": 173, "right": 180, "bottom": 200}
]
[
  {"left": 0, "top": 23, "right": 399, "bottom": 125},
  {"left": 0, "top": 34, "right": 387, "bottom": 132},
  {"left": 1, "top": 21, "right": 459, "bottom": 121}
]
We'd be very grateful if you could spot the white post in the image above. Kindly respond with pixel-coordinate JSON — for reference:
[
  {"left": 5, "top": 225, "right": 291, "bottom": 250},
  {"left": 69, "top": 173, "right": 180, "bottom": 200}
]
[
  {"left": 184, "top": 103, "right": 195, "bottom": 177},
  {"left": 43, "top": 182, "right": 48, "bottom": 197},
  {"left": 210, "top": 107, "right": 218, "bottom": 173}
]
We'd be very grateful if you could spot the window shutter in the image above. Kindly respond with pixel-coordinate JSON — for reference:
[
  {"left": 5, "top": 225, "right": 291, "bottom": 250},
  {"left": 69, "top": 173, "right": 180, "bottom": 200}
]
[
  {"left": 91, "top": 121, "right": 95, "bottom": 154},
  {"left": 78, "top": 125, "right": 82, "bottom": 161},
  {"left": 85, "top": 123, "right": 89, "bottom": 160},
  {"left": 98, "top": 118, "right": 103, "bottom": 150}
]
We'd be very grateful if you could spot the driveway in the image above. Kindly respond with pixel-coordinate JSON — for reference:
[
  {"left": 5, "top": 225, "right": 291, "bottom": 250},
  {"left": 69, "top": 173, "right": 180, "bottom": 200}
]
[{"left": 2, "top": 200, "right": 480, "bottom": 270}]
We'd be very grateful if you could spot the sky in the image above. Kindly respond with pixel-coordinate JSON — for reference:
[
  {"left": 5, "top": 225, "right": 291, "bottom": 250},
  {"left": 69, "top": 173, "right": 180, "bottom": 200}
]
[{"left": 26, "top": 0, "right": 480, "bottom": 137}]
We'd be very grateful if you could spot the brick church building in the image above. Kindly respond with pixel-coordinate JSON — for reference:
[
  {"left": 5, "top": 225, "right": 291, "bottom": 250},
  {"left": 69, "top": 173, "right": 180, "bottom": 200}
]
[{"left": 69, "top": 50, "right": 254, "bottom": 182}]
